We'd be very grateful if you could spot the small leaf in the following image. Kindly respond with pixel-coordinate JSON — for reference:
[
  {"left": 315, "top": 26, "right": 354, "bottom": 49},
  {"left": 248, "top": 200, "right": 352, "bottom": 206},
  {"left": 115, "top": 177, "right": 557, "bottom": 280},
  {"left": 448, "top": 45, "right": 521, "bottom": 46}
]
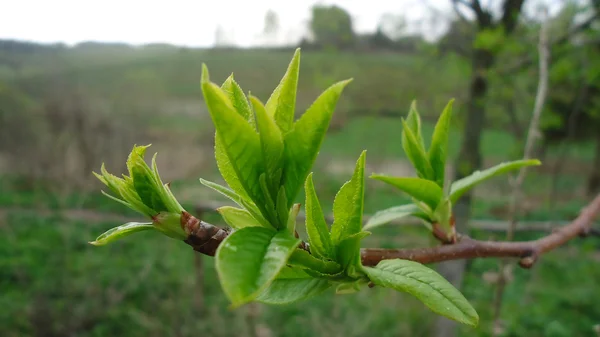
[
  {"left": 288, "top": 249, "right": 342, "bottom": 275},
  {"left": 304, "top": 173, "right": 333, "bottom": 260},
  {"left": 402, "top": 119, "right": 434, "bottom": 180},
  {"left": 282, "top": 79, "right": 352, "bottom": 205},
  {"left": 335, "top": 231, "right": 370, "bottom": 271},
  {"left": 201, "top": 74, "right": 267, "bottom": 216},
  {"left": 276, "top": 186, "right": 289, "bottom": 229},
  {"left": 449, "top": 159, "right": 541, "bottom": 203},
  {"left": 265, "top": 48, "right": 300, "bottom": 133},
  {"left": 251, "top": 95, "right": 284, "bottom": 196},
  {"left": 286, "top": 203, "right": 301, "bottom": 233},
  {"left": 89, "top": 222, "right": 154, "bottom": 246},
  {"left": 215, "top": 227, "right": 301, "bottom": 307},
  {"left": 256, "top": 266, "right": 331, "bottom": 305},
  {"left": 363, "top": 259, "right": 479, "bottom": 327},
  {"left": 405, "top": 101, "right": 425, "bottom": 149},
  {"left": 199, "top": 178, "right": 243, "bottom": 205},
  {"left": 221, "top": 74, "right": 255, "bottom": 129},
  {"left": 371, "top": 175, "right": 443, "bottom": 210},
  {"left": 336, "top": 279, "right": 367, "bottom": 294},
  {"left": 217, "top": 206, "right": 264, "bottom": 229},
  {"left": 364, "top": 204, "right": 429, "bottom": 231},
  {"left": 428, "top": 100, "right": 453, "bottom": 187},
  {"left": 330, "top": 151, "right": 366, "bottom": 246}
]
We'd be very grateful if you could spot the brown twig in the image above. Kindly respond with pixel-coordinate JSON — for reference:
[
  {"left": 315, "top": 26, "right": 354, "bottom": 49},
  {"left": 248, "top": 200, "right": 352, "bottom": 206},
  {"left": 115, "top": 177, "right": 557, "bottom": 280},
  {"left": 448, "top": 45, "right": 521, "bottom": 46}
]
[{"left": 183, "top": 194, "right": 600, "bottom": 268}]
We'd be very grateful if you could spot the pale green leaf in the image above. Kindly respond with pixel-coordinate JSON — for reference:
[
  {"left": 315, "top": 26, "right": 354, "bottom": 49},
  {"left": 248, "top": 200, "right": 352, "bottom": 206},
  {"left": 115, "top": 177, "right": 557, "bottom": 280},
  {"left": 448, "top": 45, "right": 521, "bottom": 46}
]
[
  {"left": 402, "top": 119, "right": 434, "bottom": 180},
  {"left": 405, "top": 101, "right": 425, "bottom": 149},
  {"left": 428, "top": 100, "right": 453, "bottom": 187},
  {"left": 256, "top": 266, "right": 331, "bottom": 304},
  {"left": 89, "top": 222, "right": 154, "bottom": 246},
  {"left": 286, "top": 203, "right": 301, "bottom": 233},
  {"left": 221, "top": 74, "right": 255, "bottom": 129},
  {"left": 215, "top": 227, "right": 301, "bottom": 308},
  {"left": 450, "top": 159, "right": 542, "bottom": 203},
  {"left": 330, "top": 151, "right": 366, "bottom": 246},
  {"left": 363, "top": 259, "right": 479, "bottom": 327},
  {"left": 217, "top": 206, "right": 265, "bottom": 229},
  {"left": 364, "top": 204, "right": 429, "bottom": 230},
  {"left": 288, "top": 249, "right": 342, "bottom": 275},
  {"left": 304, "top": 173, "right": 333, "bottom": 260},
  {"left": 214, "top": 136, "right": 251, "bottom": 201},
  {"left": 201, "top": 72, "right": 267, "bottom": 215},
  {"left": 371, "top": 175, "right": 443, "bottom": 210},
  {"left": 251, "top": 95, "right": 284, "bottom": 196},
  {"left": 282, "top": 79, "right": 352, "bottom": 205},
  {"left": 276, "top": 186, "right": 289, "bottom": 229},
  {"left": 335, "top": 231, "right": 370, "bottom": 271},
  {"left": 265, "top": 48, "right": 300, "bottom": 133}
]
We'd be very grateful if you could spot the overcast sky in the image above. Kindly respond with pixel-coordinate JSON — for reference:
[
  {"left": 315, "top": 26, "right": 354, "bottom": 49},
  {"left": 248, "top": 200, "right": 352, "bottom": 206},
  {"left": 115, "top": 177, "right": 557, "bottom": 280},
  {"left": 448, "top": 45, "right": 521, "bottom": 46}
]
[
  {"left": 1, "top": 0, "right": 568, "bottom": 47},
  {"left": 1, "top": 0, "right": 455, "bottom": 47}
]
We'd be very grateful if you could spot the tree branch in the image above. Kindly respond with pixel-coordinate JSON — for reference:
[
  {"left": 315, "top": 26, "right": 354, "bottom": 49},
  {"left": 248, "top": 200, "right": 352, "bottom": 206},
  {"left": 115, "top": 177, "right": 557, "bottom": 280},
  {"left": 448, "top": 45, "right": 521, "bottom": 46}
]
[{"left": 183, "top": 194, "right": 600, "bottom": 268}]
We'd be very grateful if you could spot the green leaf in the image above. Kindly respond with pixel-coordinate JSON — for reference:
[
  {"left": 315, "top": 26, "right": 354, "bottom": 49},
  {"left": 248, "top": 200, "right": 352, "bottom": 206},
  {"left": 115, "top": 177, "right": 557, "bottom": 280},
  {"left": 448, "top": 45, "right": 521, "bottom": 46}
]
[
  {"left": 127, "top": 145, "right": 168, "bottom": 214},
  {"left": 217, "top": 206, "right": 264, "bottom": 229},
  {"left": 221, "top": 74, "right": 255, "bottom": 129},
  {"left": 265, "top": 48, "right": 300, "bottom": 133},
  {"left": 215, "top": 227, "right": 301, "bottom": 308},
  {"left": 256, "top": 266, "right": 331, "bottom": 305},
  {"left": 286, "top": 203, "right": 301, "bottom": 233},
  {"left": 330, "top": 151, "right": 366, "bottom": 246},
  {"left": 276, "top": 186, "right": 289, "bottom": 229},
  {"left": 214, "top": 136, "right": 252, "bottom": 201},
  {"left": 449, "top": 159, "right": 542, "bottom": 203},
  {"left": 201, "top": 67, "right": 267, "bottom": 215},
  {"left": 199, "top": 178, "right": 243, "bottom": 205},
  {"left": 364, "top": 204, "right": 429, "bottom": 230},
  {"left": 428, "top": 100, "right": 453, "bottom": 187},
  {"left": 335, "top": 231, "right": 370, "bottom": 272},
  {"left": 282, "top": 79, "right": 352, "bottom": 205},
  {"left": 288, "top": 249, "right": 342, "bottom": 275},
  {"left": 89, "top": 222, "right": 154, "bottom": 246},
  {"left": 371, "top": 175, "right": 443, "bottom": 210},
  {"left": 402, "top": 119, "right": 434, "bottom": 180},
  {"left": 304, "top": 173, "right": 333, "bottom": 260},
  {"left": 405, "top": 101, "right": 425, "bottom": 149},
  {"left": 336, "top": 279, "right": 368, "bottom": 294},
  {"left": 251, "top": 95, "right": 284, "bottom": 196},
  {"left": 363, "top": 259, "right": 479, "bottom": 327}
]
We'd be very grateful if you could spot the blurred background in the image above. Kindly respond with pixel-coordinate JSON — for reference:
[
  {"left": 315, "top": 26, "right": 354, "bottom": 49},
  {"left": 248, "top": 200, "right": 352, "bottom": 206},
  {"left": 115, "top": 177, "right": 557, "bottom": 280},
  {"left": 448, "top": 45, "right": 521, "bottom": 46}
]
[{"left": 1, "top": 0, "right": 599, "bottom": 336}]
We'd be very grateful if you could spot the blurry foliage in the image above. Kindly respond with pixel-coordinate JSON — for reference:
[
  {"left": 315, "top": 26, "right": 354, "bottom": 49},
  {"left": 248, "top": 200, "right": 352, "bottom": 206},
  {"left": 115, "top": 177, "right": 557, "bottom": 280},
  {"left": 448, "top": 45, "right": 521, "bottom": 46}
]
[{"left": 309, "top": 5, "right": 356, "bottom": 50}]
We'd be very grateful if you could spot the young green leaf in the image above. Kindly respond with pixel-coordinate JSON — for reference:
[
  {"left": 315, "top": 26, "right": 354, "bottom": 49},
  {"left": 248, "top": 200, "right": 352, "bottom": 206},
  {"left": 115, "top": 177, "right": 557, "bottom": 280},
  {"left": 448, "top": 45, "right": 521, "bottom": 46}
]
[
  {"left": 214, "top": 136, "right": 252, "bottom": 201},
  {"left": 282, "top": 79, "right": 352, "bottom": 205},
  {"left": 265, "top": 48, "right": 300, "bottom": 133},
  {"left": 335, "top": 279, "right": 368, "bottom": 294},
  {"left": 286, "top": 203, "right": 301, "bottom": 233},
  {"left": 276, "top": 186, "right": 289, "bottom": 229},
  {"left": 401, "top": 119, "right": 434, "bottom": 180},
  {"left": 364, "top": 204, "right": 429, "bottom": 231},
  {"left": 217, "top": 206, "right": 264, "bottom": 229},
  {"left": 405, "top": 101, "right": 425, "bottom": 149},
  {"left": 199, "top": 178, "right": 244, "bottom": 205},
  {"left": 216, "top": 227, "right": 301, "bottom": 308},
  {"left": 288, "top": 249, "right": 342, "bottom": 275},
  {"left": 335, "top": 231, "right": 370, "bottom": 271},
  {"left": 363, "top": 259, "right": 479, "bottom": 327},
  {"left": 221, "top": 74, "right": 255, "bottom": 129},
  {"left": 89, "top": 222, "right": 154, "bottom": 246},
  {"left": 201, "top": 67, "right": 267, "bottom": 216},
  {"left": 256, "top": 266, "right": 331, "bottom": 305},
  {"left": 330, "top": 151, "right": 366, "bottom": 246},
  {"left": 428, "top": 100, "right": 453, "bottom": 187},
  {"left": 370, "top": 175, "right": 443, "bottom": 210},
  {"left": 304, "top": 173, "right": 334, "bottom": 260},
  {"left": 251, "top": 95, "right": 284, "bottom": 196},
  {"left": 450, "top": 159, "right": 542, "bottom": 203}
]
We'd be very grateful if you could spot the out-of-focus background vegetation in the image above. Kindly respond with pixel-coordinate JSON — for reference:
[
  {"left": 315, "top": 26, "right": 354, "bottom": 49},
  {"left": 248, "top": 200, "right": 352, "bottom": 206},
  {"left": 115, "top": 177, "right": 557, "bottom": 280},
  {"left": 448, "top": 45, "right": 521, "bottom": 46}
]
[{"left": 1, "top": 1, "right": 599, "bottom": 336}]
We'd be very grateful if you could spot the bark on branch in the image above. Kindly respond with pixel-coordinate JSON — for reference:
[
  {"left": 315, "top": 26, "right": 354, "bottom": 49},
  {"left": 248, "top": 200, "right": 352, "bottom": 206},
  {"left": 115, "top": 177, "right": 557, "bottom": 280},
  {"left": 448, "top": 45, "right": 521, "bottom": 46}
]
[{"left": 183, "top": 194, "right": 600, "bottom": 268}]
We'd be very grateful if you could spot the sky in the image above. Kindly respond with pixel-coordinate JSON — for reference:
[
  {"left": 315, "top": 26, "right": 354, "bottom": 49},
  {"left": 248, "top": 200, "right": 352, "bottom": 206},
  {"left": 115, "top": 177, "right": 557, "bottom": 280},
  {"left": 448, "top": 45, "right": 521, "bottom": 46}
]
[
  {"left": 1, "top": 0, "right": 569, "bottom": 47},
  {"left": 1, "top": 0, "right": 453, "bottom": 47}
]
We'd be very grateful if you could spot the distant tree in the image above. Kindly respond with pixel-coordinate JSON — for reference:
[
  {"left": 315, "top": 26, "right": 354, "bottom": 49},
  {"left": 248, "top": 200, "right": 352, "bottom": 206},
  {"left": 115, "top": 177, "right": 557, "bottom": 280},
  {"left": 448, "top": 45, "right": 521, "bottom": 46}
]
[
  {"left": 261, "top": 10, "right": 280, "bottom": 47},
  {"left": 309, "top": 5, "right": 355, "bottom": 49}
]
